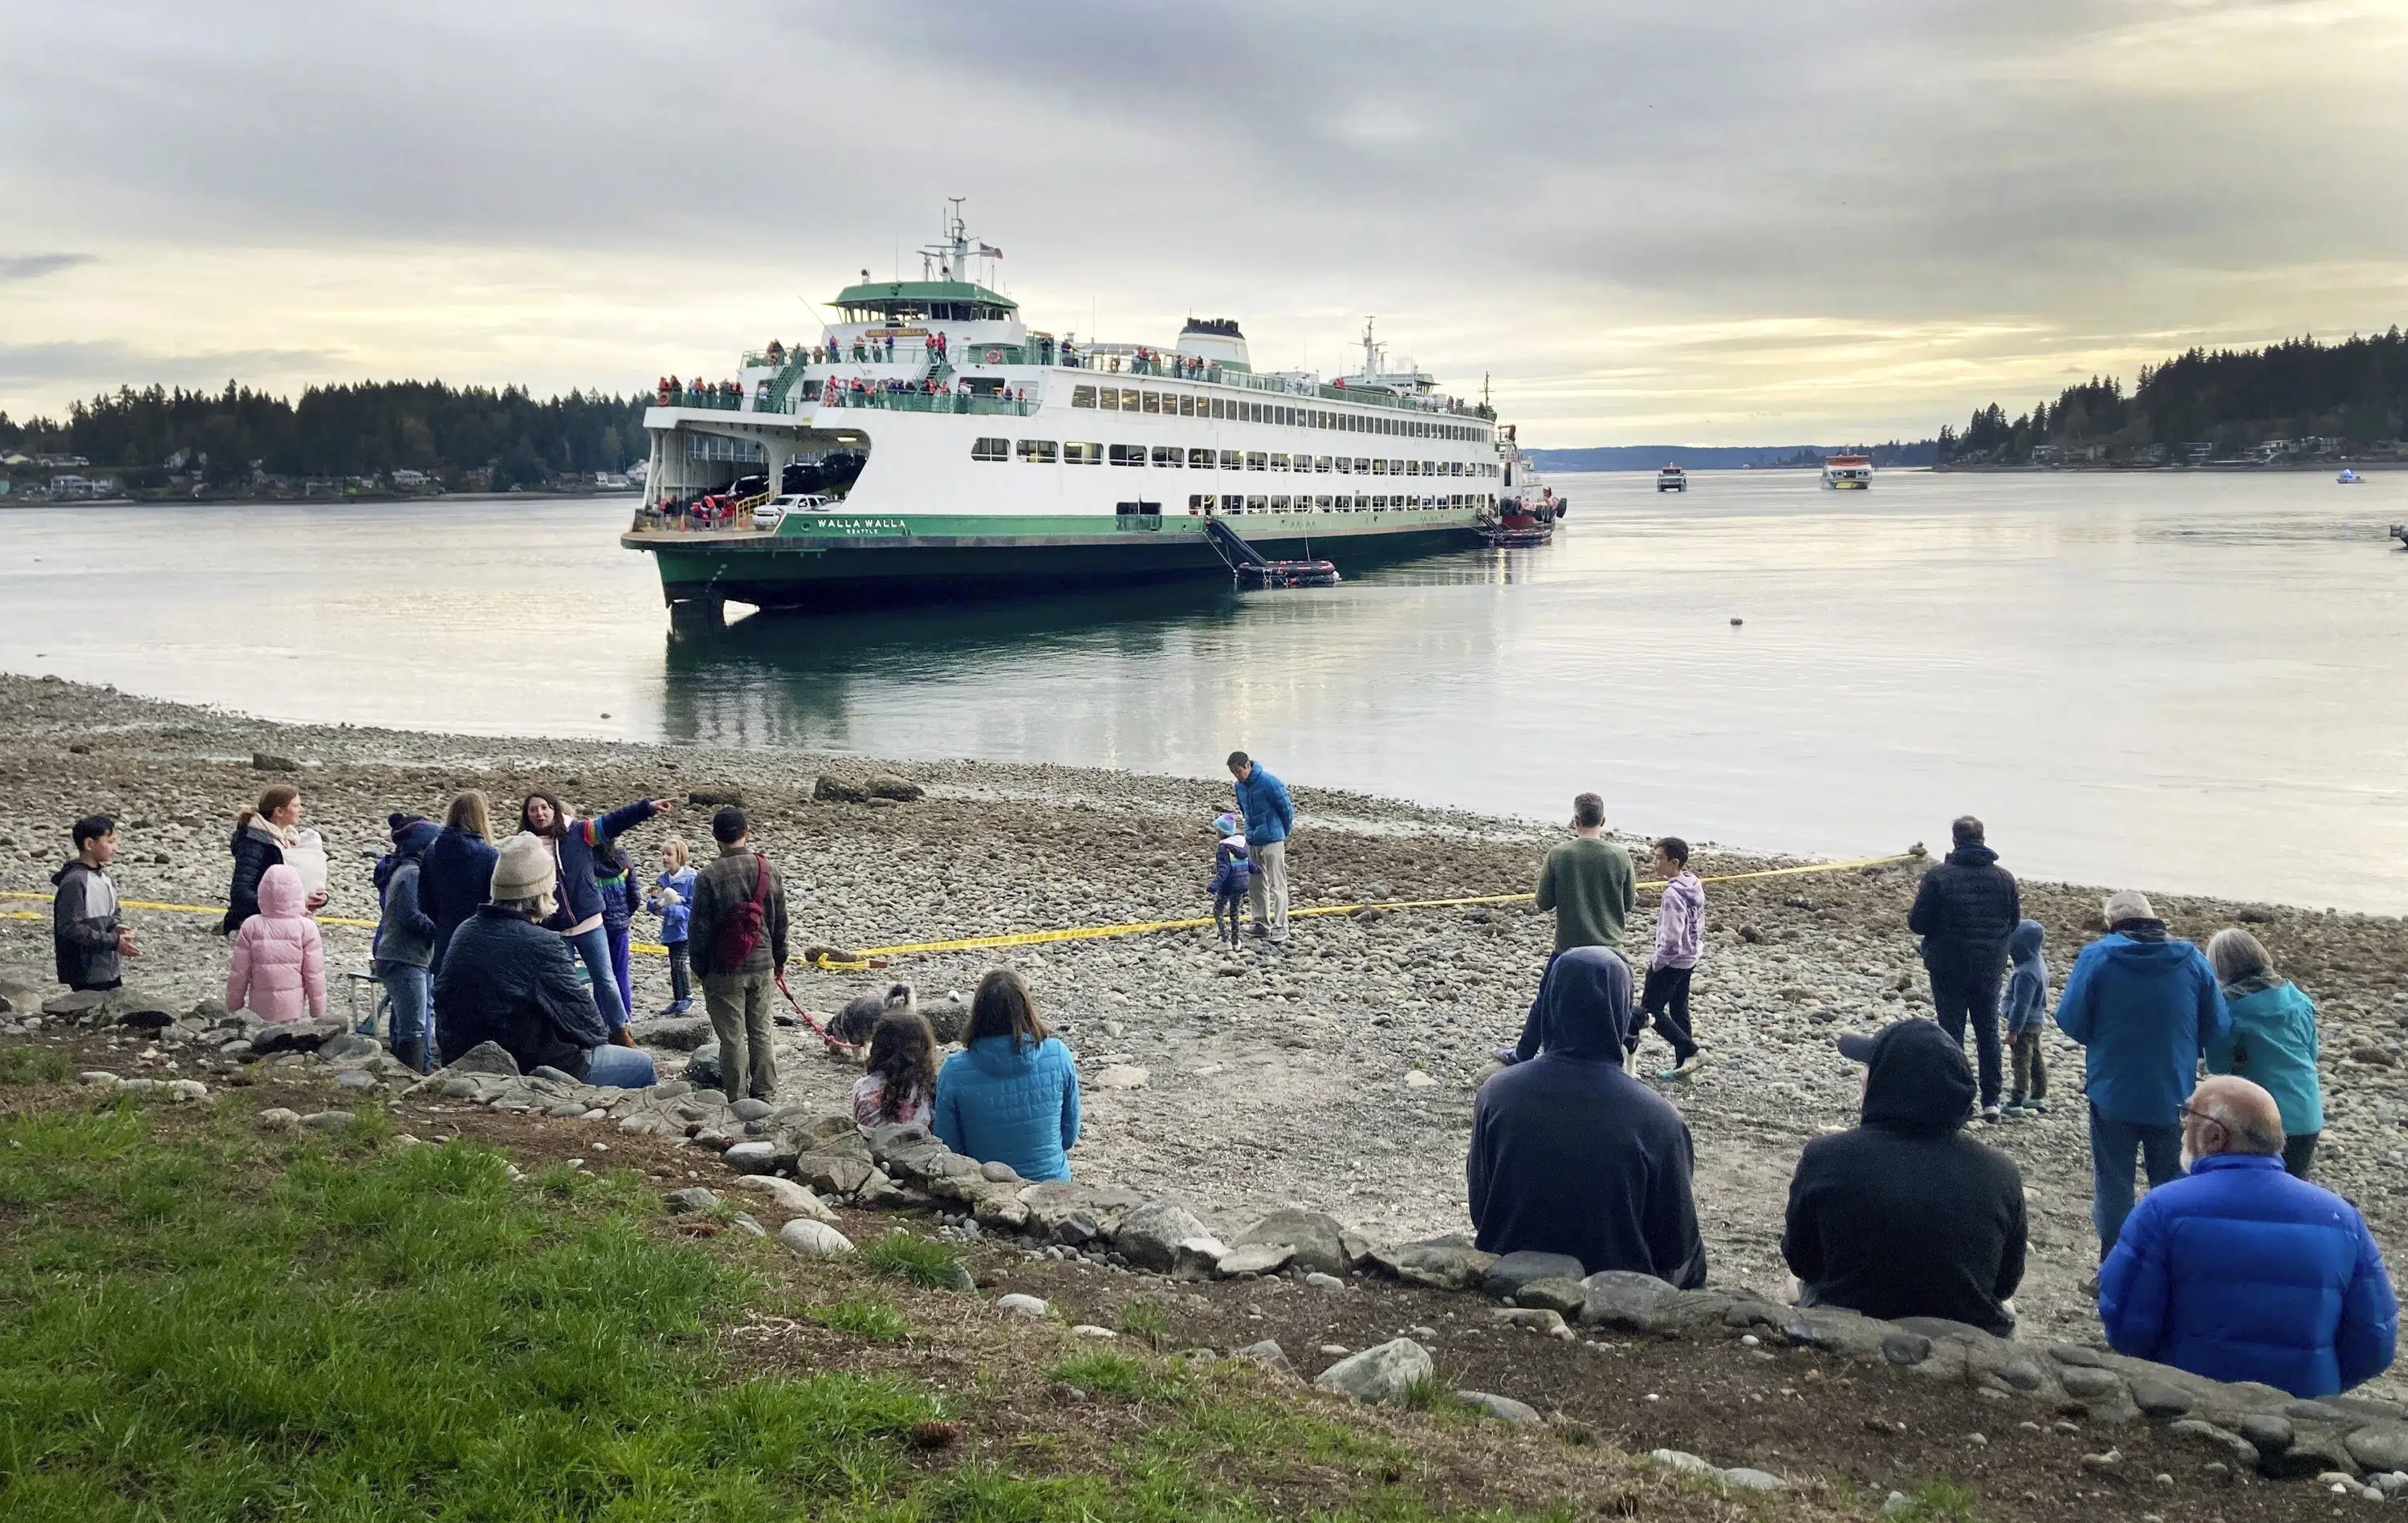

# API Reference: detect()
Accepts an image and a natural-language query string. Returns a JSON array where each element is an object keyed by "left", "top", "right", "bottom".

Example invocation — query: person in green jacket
[
  {"left": 2206, "top": 928, "right": 2324, "bottom": 1179},
  {"left": 1503, "top": 792, "right": 1636, "bottom": 1063}
]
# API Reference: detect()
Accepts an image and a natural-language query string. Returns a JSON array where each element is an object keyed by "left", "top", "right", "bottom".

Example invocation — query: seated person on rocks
[
  {"left": 1783, "top": 1018, "right": 2027, "bottom": 1337},
  {"left": 855, "top": 1008, "right": 938, "bottom": 1129},
  {"left": 1466, "top": 946, "right": 1706, "bottom": 1287},
  {"left": 931, "top": 968, "right": 1080, "bottom": 1183},
  {"left": 2099, "top": 1075, "right": 2395, "bottom": 1399},
  {"left": 431, "top": 833, "right": 657, "bottom": 1089}
]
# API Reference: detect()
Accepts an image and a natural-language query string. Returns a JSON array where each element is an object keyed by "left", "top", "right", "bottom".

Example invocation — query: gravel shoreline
[{"left": 5, "top": 672, "right": 2404, "bottom": 1397}]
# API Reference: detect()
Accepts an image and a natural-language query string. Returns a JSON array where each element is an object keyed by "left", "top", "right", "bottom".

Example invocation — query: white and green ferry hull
[{"left": 626, "top": 507, "right": 1483, "bottom": 617}]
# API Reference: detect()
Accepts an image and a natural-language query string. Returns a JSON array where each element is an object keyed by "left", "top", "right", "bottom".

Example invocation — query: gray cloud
[
  {"left": 0, "top": 252, "right": 97, "bottom": 283},
  {"left": 4, "top": 1, "right": 2405, "bottom": 441},
  {"left": 0, "top": 340, "right": 344, "bottom": 393}
]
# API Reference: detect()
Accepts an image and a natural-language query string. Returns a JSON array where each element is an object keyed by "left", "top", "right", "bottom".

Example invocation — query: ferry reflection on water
[{"left": 653, "top": 544, "right": 1550, "bottom": 755}]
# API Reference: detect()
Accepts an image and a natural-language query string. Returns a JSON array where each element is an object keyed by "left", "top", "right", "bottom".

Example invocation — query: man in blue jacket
[
  {"left": 1227, "top": 751, "right": 1294, "bottom": 944},
  {"left": 2053, "top": 889, "right": 2230, "bottom": 1263},
  {"left": 2101, "top": 1076, "right": 2394, "bottom": 1399}
]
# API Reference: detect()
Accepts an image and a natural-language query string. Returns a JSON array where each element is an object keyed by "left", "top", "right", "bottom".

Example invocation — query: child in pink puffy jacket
[{"left": 226, "top": 863, "right": 327, "bottom": 1024}]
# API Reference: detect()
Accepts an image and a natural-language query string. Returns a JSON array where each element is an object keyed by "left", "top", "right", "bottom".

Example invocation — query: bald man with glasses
[{"left": 2099, "top": 1075, "right": 2396, "bottom": 1399}]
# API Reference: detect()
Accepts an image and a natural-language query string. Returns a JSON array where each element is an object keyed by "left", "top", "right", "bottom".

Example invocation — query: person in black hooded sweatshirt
[
  {"left": 1468, "top": 947, "right": 1707, "bottom": 1287},
  {"left": 1783, "top": 1017, "right": 2028, "bottom": 1336}
]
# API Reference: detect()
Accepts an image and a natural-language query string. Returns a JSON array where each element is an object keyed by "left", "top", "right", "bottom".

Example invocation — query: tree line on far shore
[
  {"left": 0, "top": 381, "right": 648, "bottom": 491},
  {"left": 1940, "top": 328, "right": 2408, "bottom": 466}
]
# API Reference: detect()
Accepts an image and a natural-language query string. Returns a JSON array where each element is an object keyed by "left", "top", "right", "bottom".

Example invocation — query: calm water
[{"left": 4, "top": 470, "right": 2405, "bottom": 910}]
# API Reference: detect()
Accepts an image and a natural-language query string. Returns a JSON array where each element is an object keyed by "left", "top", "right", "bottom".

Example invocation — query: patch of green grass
[
  {"left": 1394, "top": 1374, "right": 1478, "bottom": 1423},
  {"left": 1881, "top": 1479, "right": 1983, "bottom": 1522},
  {"left": 813, "top": 1296, "right": 911, "bottom": 1342},
  {"left": 1117, "top": 1299, "right": 1173, "bottom": 1349},
  {"left": 0, "top": 1094, "right": 1662, "bottom": 1523},
  {"left": 857, "top": 1227, "right": 968, "bottom": 1289},
  {"left": 0, "top": 1107, "right": 938, "bottom": 1522},
  {"left": 1049, "top": 1349, "right": 1182, "bottom": 1401},
  {"left": 0, "top": 1044, "right": 73, "bottom": 1085}
]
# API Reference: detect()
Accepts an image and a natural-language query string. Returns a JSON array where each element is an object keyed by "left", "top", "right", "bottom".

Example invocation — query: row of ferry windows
[
  {"left": 971, "top": 438, "right": 1497, "bottom": 475},
  {"left": 1068, "top": 384, "right": 1483, "bottom": 441},
  {"left": 1189, "top": 493, "right": 1491, "bottom": 514}
]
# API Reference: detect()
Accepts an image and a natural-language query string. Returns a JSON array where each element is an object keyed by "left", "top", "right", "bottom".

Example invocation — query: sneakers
[
  {"left": 1658, "top": 1052, "right": 1705, "bottom": 1082},
  {"left": 657, "top": 999, "right": 692, "bottom": 1017},
  {"left": 1980, "top": 1103, "right": 2003, "bottom": 1123},
  {"left": 2025, "top": 1098, "right": 2050, "bottom": 1115},
  {"left": 2078, "top": 1272, "right": 2101, "bottom": 1300}
]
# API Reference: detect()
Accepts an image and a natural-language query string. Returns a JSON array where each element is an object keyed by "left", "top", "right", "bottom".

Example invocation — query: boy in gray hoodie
[
  {"left": 2002, "top": 918, "right": 2050, "bottom": 1114},
  {"left": 1640, "top": 837, "right": 1706, "bottom": 1080}
]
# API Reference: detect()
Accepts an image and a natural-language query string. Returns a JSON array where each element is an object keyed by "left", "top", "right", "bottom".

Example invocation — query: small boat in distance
[
  {"left": 1657, "top": 463, "right": 1687, "bottom": 492},
  {"left": 2338, "top": 468, "right": 2365, "bottom": 484},
  {"left": 1821, "top": 454, "right": 1873, "bottom": 490}
]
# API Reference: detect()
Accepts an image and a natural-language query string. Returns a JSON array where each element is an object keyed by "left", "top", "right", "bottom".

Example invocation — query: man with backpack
[{"left": 688, "top": 806, "right": 789, "bottom": 1103}]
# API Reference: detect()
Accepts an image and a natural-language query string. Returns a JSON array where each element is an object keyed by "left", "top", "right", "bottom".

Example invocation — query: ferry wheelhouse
[
  {"left": 1821, "top": 455, "right": 1873, "bottom": 490},
  {"left": 624, "top": 208, "right": 1507, "bottom": 623}
]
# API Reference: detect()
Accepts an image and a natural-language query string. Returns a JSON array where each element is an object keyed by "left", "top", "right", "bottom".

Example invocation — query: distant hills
[{"left": 1527, "top": 441, "right": 1937, "bottom": 472}]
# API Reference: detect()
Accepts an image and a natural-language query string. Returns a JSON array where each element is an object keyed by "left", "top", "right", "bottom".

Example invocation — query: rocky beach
[{"left": 5, "top": 671, "right": 2406, "bottom": 1402}]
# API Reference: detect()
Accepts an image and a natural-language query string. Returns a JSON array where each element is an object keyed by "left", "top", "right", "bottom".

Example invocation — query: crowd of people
[
  {"left": 41, "top": 766, "right": 2398, "bottom": 1402},
  {"left": 1470, "top": 804, "right": 2393, "bottom": 1400}
]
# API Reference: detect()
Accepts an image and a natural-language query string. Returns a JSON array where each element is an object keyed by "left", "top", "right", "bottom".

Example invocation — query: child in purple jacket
[
  {"left": 1640, "top": 837, "right": 1706, "bottom": 1080},
  {"left": 1209, "top": 813, "right": 1254, "bottom": 951}
]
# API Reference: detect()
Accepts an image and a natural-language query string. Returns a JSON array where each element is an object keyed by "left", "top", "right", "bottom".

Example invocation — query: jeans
[
  {"left": 581, "top": 1043, "right": 657, "bottom": 1089},
  {"left": 1213, "top": 890, "right": 1246, "bottom": 946},
  {"left": 1640, "top": 964, "right": 1698, "bottom": 1061},
  {"left": 376, "top": 960, "right": 433, "bottom": 1073},
  {"left": 1247, "top": 839, "right": 1289, "bottom": 939},
  {"left": 2088, "top": 1102, "right": 2184, "bottom": 1259},
  {"left": 703, "top": 969, "right": 779, "bottom": 1102},
  {"left": 606, "top": 925, "right": 634, "bottom": 1019},
  {"left": 666, "top": 940, "right": 692, "bottom": 1005},
  {"left": 564, "top": 924, "right": 629, "bottom": 1032},
  {"left": 1928, "top": 963, "right": 2005, "bottom": 1109}
]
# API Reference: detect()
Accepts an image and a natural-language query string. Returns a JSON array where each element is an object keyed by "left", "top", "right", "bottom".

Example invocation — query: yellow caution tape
[{"left": 4, "top": 853, "right": 1910, "bottom": 968}]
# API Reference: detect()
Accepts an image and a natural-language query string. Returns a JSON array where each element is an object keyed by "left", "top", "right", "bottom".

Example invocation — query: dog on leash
[{"left": 830, "top": 982, "right": 915, "bottom": 1048}]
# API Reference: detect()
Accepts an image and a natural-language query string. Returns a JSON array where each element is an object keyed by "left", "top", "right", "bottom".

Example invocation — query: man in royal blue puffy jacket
[{"left": 2101, "top": 1076, "right": 2395, "bottom": 1399}]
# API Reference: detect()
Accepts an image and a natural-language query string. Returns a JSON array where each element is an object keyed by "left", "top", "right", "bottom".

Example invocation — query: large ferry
[{"left": 624, "top": 208, "right": 1507, "bottom": 624}]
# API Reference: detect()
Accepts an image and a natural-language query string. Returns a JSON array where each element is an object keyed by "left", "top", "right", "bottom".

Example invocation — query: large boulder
[
  {"left": 1314, "top": 1339, "right": 1432, "bottom": 1404},
  {"left": 793, "top": 1153, "right": 879, "bottom": 1197},
  {"left": 630, "top": 1016, "right": 713, "bottom": 1052},
  {"left": 1114, "top": 1199, "right": 1213, "bottom": 1273},
  {"left": 1230, "top": 1209, "right": 1356, "bottom": 1276},
  {"left": 728, "top": 1175, "right": 837, "bottom": 1222},
  {"left": 250, "top": 1016, "right": 350, "bottom": 1057},
  {"left": 1483, "top": 1250, "right": 1586, "bottom": 1300},
  {"left": 1369, "top": 1236, "right": 1497, "bottom": 1292},
  {"left": 778, "top": 1219, "right": 854, "bottom": 1256},
  {"left": 1577, "top": 1270, "right": 1681, "bottom": 1331}
]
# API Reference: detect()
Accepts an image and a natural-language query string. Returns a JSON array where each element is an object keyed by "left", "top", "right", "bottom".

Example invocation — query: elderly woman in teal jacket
[
  {"left": 2206, "top": 928, "right": 2325, "bottom": 1179},
  {"left": 932, "top": 967, "right": 1081, "bottom": 1182}
]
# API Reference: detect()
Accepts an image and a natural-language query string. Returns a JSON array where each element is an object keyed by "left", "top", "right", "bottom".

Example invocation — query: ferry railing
[
  {"left": 818, "top": 390, "right": 1037, "bottom": 417},
  {"left": 1050, "top": 355, "right": 1491, "bottom": 421}
]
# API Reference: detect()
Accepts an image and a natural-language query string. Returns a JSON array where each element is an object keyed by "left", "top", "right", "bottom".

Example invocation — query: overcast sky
[{"left": 4, "top": 1, "right": 2403, "bottom": 446}]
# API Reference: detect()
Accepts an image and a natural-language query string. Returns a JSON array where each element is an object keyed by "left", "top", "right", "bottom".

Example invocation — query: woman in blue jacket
[
  {"left": 419, "top": 791, "right": 500, "bottom": 980},
  {"left": 932, "top": 968, "right": 1081, "bottom": 1182},
  {"left": 2206, "top": 928, "right": 2324, "bottom": 1179},
  {"left": 519, "top": 790, "right": 673, "bottom": 1036}
]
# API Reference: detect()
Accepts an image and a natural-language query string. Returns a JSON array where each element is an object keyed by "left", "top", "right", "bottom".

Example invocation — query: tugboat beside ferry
[{"left": 623, "top": 207, "right": 1515, "bottom": 626}]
